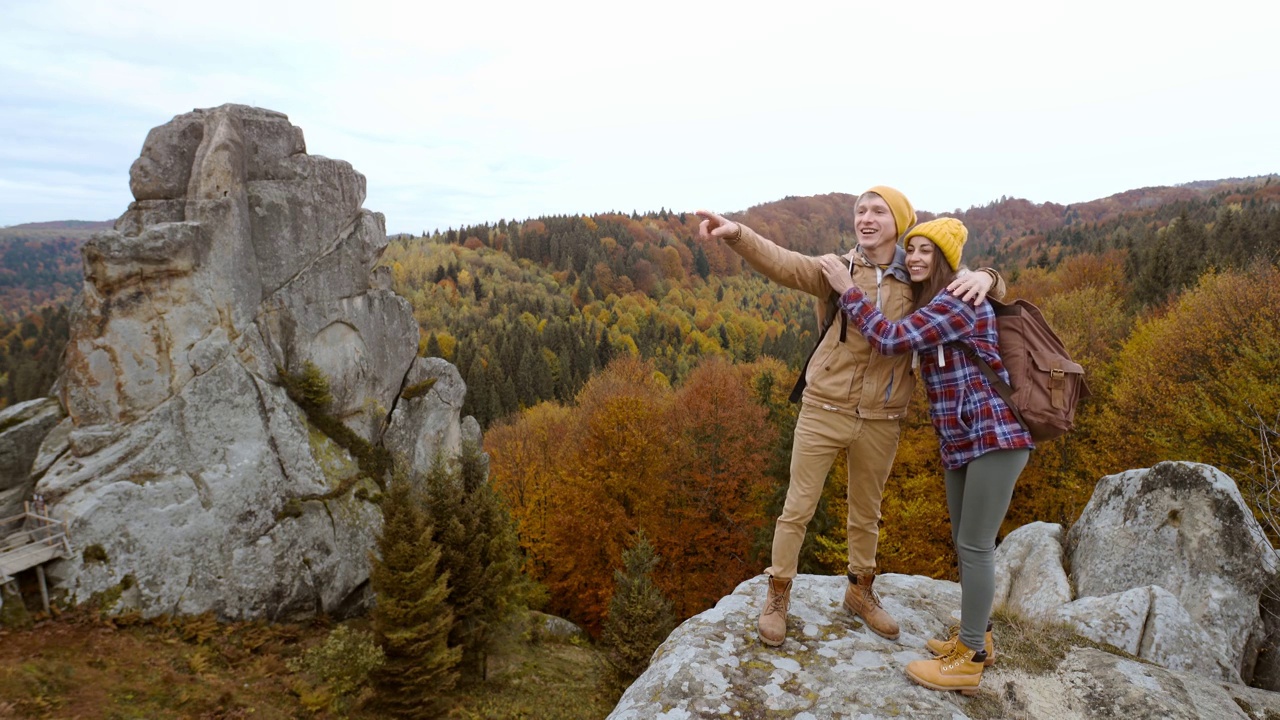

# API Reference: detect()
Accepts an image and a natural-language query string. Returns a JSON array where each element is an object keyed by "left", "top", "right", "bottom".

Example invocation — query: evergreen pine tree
[
  {"left": 694, "top": 245, "right": 711, "bottom": 280},
  {"left": 596, "top": 332, "right": 614, "bottom": 369},
  {"left": 421, "top": 442, "right": 526, "bottom": 681},
  {"left": 600, "top": 530, "right": 677, "bottom": 691},
  {"left": 370, "top": 476, "right": 460, "bottom": 718}
]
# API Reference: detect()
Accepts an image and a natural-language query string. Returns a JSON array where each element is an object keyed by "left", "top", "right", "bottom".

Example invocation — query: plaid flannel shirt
[{"left": 838, "top": 286, "right": 1035, "bottom": 469}]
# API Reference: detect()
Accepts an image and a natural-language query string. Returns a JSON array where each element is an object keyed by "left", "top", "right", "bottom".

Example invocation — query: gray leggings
[{"left": 944, "top": 449, "right": 1031, "bottom": 652}]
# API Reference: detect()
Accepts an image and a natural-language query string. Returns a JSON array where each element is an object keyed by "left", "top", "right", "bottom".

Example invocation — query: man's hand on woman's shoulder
[{"left": 947, "top": 269, "right": 995, "bottom": 305}]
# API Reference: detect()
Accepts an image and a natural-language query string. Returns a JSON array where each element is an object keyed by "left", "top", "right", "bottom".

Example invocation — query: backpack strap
[
  {"left": 789, "top": 296, "right": 839, "bottom": 403},
  {"left": 960, "top": 344, "right": 1030, "bottom": 433}
]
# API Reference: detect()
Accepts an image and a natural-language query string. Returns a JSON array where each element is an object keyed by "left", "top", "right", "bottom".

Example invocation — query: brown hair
[{"left": 909, "top": 240, "right": 958, "bottom": 311}]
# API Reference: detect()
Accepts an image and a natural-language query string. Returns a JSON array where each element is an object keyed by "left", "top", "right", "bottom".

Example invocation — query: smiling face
[
  {"left": 854, "top": 193, "right": 899, "bottom": 258},
  {"left": 905, "top": 236, "right": 937, "bottom": 282}
]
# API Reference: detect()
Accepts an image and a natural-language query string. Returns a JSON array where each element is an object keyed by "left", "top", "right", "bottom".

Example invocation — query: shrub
[{"left": 286, "top": 624, "right": 384, "bottom": 698}]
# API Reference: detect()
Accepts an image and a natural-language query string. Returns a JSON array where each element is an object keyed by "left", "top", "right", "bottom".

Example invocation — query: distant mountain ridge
[
  {"left": 720, "top": 174, "right": 1278, "bottom": 267},
  {"left": 5, "top": 175, "right": 1276, "bottom": 323},
  {"left": 0, "top": 220, "right": 112, "bottom": 232}
]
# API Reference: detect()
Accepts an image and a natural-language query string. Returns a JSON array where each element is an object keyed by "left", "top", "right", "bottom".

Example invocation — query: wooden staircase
[{"left": 0, "top": 498, "right": 72, "bottom": 613}]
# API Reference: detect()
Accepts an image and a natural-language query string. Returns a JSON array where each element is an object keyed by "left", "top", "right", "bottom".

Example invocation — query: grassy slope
[{"left": 0, "top": 609, "right": 615, "bottom": 720}]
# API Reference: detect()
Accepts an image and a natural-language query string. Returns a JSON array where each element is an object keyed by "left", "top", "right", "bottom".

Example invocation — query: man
[{"left": 696, "top": 187, "right": 1003, "bottom": 646}]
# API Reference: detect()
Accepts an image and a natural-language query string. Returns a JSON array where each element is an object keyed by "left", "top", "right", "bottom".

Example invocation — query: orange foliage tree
[
  {"left": 486, "top": 356, "right": 778, "bottom": 632},
  {"left": 545, "top": 358, "right": 672, "bottom": 632},
  {"left": 663, "top": 358, "right": 776, "bottom": 616}
]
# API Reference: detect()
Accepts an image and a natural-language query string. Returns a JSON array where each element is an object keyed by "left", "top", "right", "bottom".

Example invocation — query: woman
[{"left": 818, "top": 217, "right": 1034, "bottom": 696}]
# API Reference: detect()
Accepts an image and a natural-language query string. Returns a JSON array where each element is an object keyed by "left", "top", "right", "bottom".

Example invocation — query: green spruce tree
[
  {"left": 370, "top": 476, "right": 460, "bottom": 718},
  {"left": 600, "top": 530, "right": 677, "bottom": 692},
  {"left": 422, "top": 442, "right": 526, "bottom": 681}
]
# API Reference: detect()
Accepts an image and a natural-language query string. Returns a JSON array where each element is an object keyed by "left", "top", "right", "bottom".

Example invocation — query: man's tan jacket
[{"left": 726, "top": 224, "right": 1004, "bottom": 420}]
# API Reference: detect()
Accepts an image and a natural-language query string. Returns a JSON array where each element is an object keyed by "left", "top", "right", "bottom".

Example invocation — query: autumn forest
[{"left": 4, "top": 177, "right": 1279, "bottom": 636}]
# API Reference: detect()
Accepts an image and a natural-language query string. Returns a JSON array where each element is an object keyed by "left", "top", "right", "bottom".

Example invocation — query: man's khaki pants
[{"left": 764, "top": 403, "right": 901, "bottom": 580}]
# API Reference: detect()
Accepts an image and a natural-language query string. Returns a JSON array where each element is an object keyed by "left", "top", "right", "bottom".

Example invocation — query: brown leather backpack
[{"left": 965, "top": 298, "right": 1090, "bottom": 443}]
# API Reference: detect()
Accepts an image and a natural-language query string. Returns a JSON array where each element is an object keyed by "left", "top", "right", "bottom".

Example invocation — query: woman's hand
[
  {"left": 818, "top": 254, "right": 853, "bottom": 295},
  {"left": 695, "top": 210, "right": 741, "bottom": 241}
]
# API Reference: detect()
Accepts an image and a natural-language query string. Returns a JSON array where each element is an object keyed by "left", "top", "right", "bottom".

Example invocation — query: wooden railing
[{"left": 0, "top": 500, "right": 72, "bottom": 612}]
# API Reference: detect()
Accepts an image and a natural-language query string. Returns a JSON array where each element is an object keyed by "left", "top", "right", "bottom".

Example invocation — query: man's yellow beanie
[
  {"left": 861, "top": 186, "right": 916, "bottom": 241},
  {"left": 904, "top": 217, "right": 968, "bottom": 272}
]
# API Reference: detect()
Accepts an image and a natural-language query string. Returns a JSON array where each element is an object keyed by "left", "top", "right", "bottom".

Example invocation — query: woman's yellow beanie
[
  {"left": 861, "top": 186, "right": 916, "bottom": 241},
  {"left": 904, "top": 217, "right": 968, "bottom": 271}
]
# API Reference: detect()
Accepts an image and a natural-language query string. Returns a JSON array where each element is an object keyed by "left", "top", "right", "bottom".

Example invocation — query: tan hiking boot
[
  {"left": 843, "top": 573, "right": 900, "bottom": 640},
  {"left": 926, "top": 623, "right": 996, "bottom": 666},
  {"left": 905, "top": 638, "right": 986, "bottom": 696},
  {"left": 758, "top": 575, "right": 792, "bottom": 647}
]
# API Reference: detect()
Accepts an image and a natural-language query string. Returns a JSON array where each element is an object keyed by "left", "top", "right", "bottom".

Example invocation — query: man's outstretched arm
[{"left": 696, "top": 210, "right": 830, "bottom": 297}]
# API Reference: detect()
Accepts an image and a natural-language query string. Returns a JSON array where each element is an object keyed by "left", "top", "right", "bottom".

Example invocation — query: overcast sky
[{"left": 2, "top": 0, "right": 1277, "bottom": 234}]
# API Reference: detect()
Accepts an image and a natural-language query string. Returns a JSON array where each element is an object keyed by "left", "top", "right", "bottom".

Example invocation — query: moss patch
[
  {"left": 82, "top": 544, "right": 109, "bottom": 564},
  {"left": 307, "top": 424, "right": 360, "bottom": 488},
  {"left": 401, "top": 377, "right": 437, "bottom": 401},
  {"left": 1, "top": 587, "right": 34, "bottom": 628},
  {"left": 88, "top": 580, "right": 126, "bottom": 612},
  {"left": 278, "top": 363, "right": 392, "bottom": 490},
  {"left": 276, "top": 498, "right": 305, "bottom": 522}
]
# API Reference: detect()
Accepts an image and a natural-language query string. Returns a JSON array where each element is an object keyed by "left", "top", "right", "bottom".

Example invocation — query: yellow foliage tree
[{"left": 1093, "top": 264, "right": 1280, "bottom": 477}]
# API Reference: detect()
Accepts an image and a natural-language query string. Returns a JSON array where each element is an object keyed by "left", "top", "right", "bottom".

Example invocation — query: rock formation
[
  {"left": 610, "top": 461, "right": 1280, "bottom": 717},
  {"left": 0, "top": 398, "right": 64, "bottom": 518},
  {"left": 18, "top": 104, "right": 473, "bottom": 620},
  {"left": 609, "top": 574, "right": 1280, "bottom": 720},
  {"left": 994, "top": 462, "right": 1277, "bottom": 685}
]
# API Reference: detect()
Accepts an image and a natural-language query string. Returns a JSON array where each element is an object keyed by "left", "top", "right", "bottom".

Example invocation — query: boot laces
[
  {"left": 941, "top": 640, "right": 976, "bottom": 670},
  {"left": 766, "top": 589, "right": 787, "bottom": 615},
  {"left": 941, "top": 644, "right": 968, "bottom": 670}
]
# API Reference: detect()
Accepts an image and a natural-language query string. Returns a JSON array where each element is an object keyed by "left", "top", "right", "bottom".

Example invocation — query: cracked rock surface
[{"left": 28, "top": 105, "right": 470, "bottom": 620}]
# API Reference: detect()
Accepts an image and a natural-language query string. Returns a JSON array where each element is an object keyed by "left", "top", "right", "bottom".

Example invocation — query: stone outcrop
[
  {"left": 614, "top": 462, "right": 1280, "bottom": 716},
  {"left": 0, "top": 398, "right": 64, "bottom": 518},
  {"left": 610, "top": 574, "right": 1280, "bottom": 719},
  {"left": 1068, "top": 461, "right": 1276, "bottom": 679},
  {"left": 21, "top": 104, "right": 474, "bottom": 620},
  {"left": 383, "top": 357, "right": 468, "bottom": 471},
  {"left": 993, "top": 462, "right": 1278, "bottom": 686}
]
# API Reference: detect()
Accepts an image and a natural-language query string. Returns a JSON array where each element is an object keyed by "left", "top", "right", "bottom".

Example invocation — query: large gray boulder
[
  {"left": 383, "top": 357, "right": 468, "bottom": 473},
  {"left": 1067, "top": 462, "right": 1277, "bottom": 680},
  {"left": 29, "top": 104, "right": 476, "bottom": 620},
  {"left": 1053, "top": 585, "right": 1236, "bottom": 680},
  {"left": 0, "top": 398, "right": 64, "bottom": 518},
  {"left": 991, "top": 463, "right": 1279, "bottom": 686},
  {"left": 610, "top": 574, "right": 1280, "bottom": 719},
  {"left": 993, "top": 521, "right": 1073, "bottom": 620},
  {"left": 993, "top": 461, "right": 1274, "bottom": 681}
]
